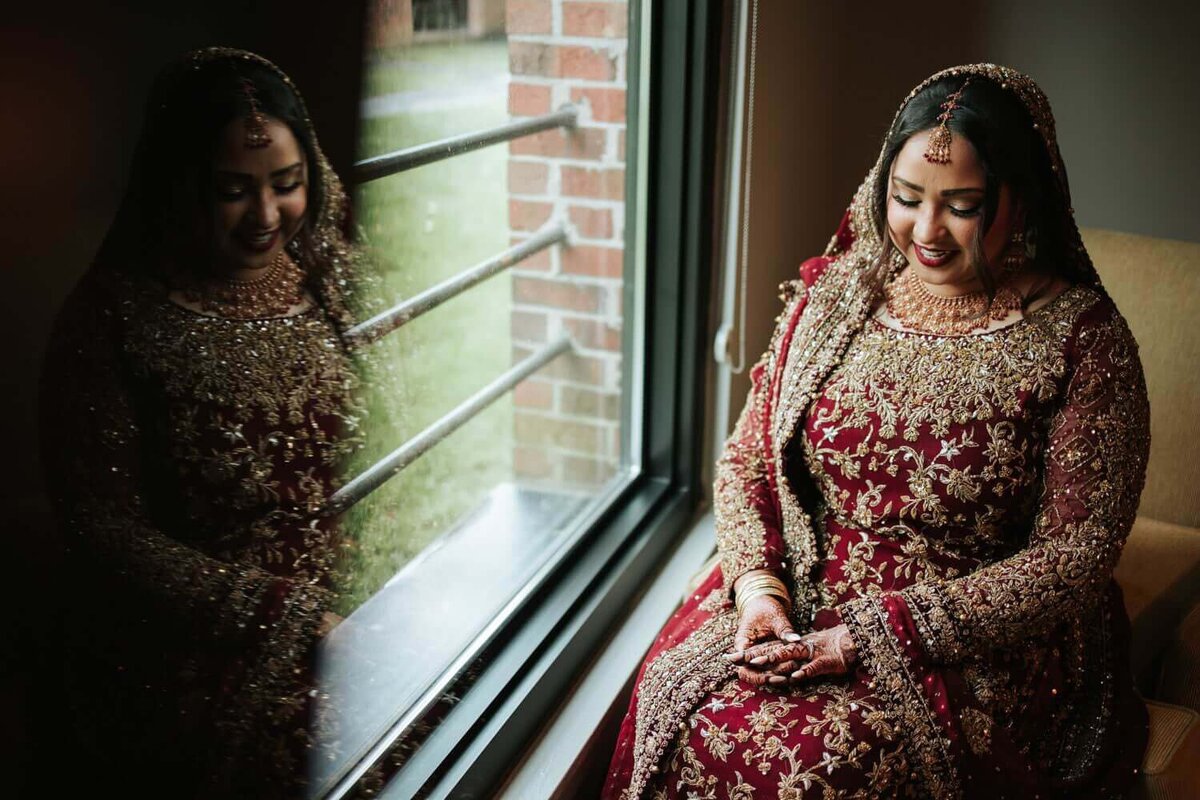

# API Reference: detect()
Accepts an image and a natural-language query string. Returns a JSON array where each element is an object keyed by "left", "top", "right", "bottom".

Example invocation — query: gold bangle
[
  {"left": 736, "top": 585, "right": 790, "bottom": 616},
  {"left": 734, "top": 573, "right": 790, "bottom": 616},
  {"left": 734, "top": 574, "right": 788, "bottom": 599}
]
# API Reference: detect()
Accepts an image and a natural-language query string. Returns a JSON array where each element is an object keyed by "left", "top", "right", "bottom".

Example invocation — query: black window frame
[{"left": 325, "top": 1, "right": 726, "bottom": 795}]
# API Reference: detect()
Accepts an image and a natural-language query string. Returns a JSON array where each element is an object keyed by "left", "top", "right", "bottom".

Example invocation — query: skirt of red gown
[{"left": 602, "top": 562, "right": 1146, "bottom": 800}]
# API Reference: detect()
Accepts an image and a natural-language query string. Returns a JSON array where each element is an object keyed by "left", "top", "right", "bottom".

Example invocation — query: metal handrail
[
  {"left": 354, "top": 105, "right": 579, "bottom": 182},
  {"left": 347, "top": 223, "right": 568, "bottom": 345},
  {"left": 322, "top": 335, "right": 574, "bottom": 516}
]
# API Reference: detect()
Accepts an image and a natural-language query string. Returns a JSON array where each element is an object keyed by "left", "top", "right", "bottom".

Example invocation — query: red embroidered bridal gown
[{"left": 604, "top": 256, "right": 1148, "bottom": 800}]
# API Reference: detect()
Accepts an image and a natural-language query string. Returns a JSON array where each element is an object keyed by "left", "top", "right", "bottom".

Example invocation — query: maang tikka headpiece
[
  {"left": 239, "top": 76, "right": 273, "bottom": 148},
  {"left": 923, "top": 78, "right": 971, "bottom": 164}
]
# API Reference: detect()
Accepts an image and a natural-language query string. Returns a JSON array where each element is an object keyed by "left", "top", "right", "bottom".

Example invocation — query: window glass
[{"left": 313, "top": 0, "right": 637, "bottom": 790}]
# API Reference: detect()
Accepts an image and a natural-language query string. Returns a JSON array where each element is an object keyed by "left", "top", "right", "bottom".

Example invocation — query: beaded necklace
[
  {"left": 180, "top": 251, "right": 307, "bottom": 319},
  {"left": 885, "top": 267, "right": 1023, "bottom": 336}
]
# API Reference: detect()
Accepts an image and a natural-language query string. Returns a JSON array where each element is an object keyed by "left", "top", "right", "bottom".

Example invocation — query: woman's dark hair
[
  {"left": 97, "top": 55, "right": 326, "bottom": 281},
  {"left": 868, "top": 75, "right": 1085, "bottom": 301}
]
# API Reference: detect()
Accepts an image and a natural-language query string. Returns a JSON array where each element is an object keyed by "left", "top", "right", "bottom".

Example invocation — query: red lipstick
[{"left": 913, "top": 243, "right": 956, "bottom": 267}]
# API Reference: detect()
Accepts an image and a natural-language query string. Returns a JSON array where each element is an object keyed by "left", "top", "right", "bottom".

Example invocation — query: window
[{"left": 311, "top": 2, "right": 723, "bottom": 796}]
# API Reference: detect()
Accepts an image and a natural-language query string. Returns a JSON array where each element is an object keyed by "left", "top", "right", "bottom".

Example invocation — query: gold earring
[{"left": 1003, "top": 230, "right": 1025, "bottom": 275}]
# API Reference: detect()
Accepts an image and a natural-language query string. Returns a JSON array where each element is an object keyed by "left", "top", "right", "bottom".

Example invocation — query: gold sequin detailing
[{"left": 621, "top": 612, "right": 738, "bottom": 800}]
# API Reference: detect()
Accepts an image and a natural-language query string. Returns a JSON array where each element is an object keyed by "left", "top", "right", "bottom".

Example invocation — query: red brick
[
  {"left": 513, "top": 344, "right": 606, "bottom": 385},
  {"left": 569, "top": 205, "right": 614, "bottom": 239},
  {"left": 514, "top": 379, "right": 553, "bottom": 409},
  {"left": 559, "top": 45, "right": 618, "bottom": 81},
  {"left": 563, "top": 454, "right": 617, "bottom": 486},
  {"left": 514, "top": 444, "right": 554, "bottom": 478},
  {"left": 562, "top": 245, "right": 623, "bottom": 278},
  {"left": 509, "top": 128, "right": 607, "bottom": 161},
  {"left": 571, "top": 87, "right": 626, "bottom": 123},
  {"left": 548, "top": 351, "right": 608, "bottom": 385},
  {"left": 507, "top": 0, "right": 552, "bottom": 34},
  {"left": 510, "top": 42, "right": 558, "bottom": 77},
  {"left": 508, "top": 161, "right": 549, "bottom": 195},
  {"left": 563, "top": 2, "right": 629, "bottom": 38},
  {"left": 511, "top": 310, "right": 549, "bottom": 342},
  {"left": 561, "top": 386, "right": 621, "bottom": 418},
  {"left": 514, "top": 414, "right": 606, "bottom": 454},
  {"left": 560, "top": 127, "right": 610, "bottom": 162},
  {"left": 510, "top": 43, "right": 617, "bottom": 82},
  {"left": 511, "top": 235, "right": 552, "bottom": 271},
  {"left": 509, "top": 199, "right": 553, "bottom": 232},
  {"left": 564, "top": 317, "right": 621, "bottom": 352},
  {"left": 508, "top": 82, "right": 552, "bottom": 117},
  {"left": 561, "top": 166, "right": 624, "bottom": 200},
  {"left": 513, "top": 276, "right": 603, "bottom": 312}
]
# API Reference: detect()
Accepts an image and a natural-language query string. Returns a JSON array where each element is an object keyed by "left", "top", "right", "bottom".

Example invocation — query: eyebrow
[
  {"left": 892, "top": 176, "right": 983, "bottom": 197},
  {"left": 215, "top": 162, "right": 304, "bottom": 180}
]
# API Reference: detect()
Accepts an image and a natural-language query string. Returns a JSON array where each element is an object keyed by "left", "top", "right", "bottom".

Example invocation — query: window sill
[
  {"left": 497, "top": 510, "right": 717, "bottom": 798},
  {"left": 313, "top": 476, "right": 631, "bottom": 796}
]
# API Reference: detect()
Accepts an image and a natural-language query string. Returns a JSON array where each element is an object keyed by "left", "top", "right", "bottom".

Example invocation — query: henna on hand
[
  {"left": 788, "top": 623, "right": 857, "bottom": 683},
  {"left": 727, "top": 593, "right": 801, "bottom": 658}
]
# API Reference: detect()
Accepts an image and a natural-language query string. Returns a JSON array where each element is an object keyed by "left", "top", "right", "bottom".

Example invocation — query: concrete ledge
[{"left": 498, "top": 511, "right": 717, "bottom": 799}]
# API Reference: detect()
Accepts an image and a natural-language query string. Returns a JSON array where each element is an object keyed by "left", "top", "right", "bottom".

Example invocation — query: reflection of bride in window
[
  {"left": 41, "top": 48, "right": 378, "bottom": 798},
  {"left": 604, "top": 65, "right": 1150, "bottom": 799}
]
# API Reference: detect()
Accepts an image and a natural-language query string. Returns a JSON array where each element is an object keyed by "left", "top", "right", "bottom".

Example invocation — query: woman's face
[
  {"left": 210, "top": 115, "right": 308, "bottom": 274},
  {"left": 886, "top": 128, "right": 1016, "bottom": 296}
]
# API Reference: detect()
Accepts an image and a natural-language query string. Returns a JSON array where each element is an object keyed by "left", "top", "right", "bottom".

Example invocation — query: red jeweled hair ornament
[
  {"left": 239, "top": 77, "right": 273, "bottom": 148},
  {"left": 923, "top": 78, "right": 971, "bottom": 164}
]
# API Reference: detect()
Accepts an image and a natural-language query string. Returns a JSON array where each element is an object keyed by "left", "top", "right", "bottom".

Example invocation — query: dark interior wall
[
  {"left": 1, "top": 2, "right": 366, "bottom": 788},
  {"left": 2, "top": 2, "right": 366, "bottom": 513}
]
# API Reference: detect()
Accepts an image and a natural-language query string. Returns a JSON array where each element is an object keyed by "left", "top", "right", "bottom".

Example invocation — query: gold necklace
[
  {"left": 885, "top": 268, "right": 1022, "bottom": 336},
  {"left": 182, "top": 251, "right": 307, "bottom": 319}
]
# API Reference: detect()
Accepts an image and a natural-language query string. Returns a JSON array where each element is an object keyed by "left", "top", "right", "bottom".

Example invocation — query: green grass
[{"left": 338, "top": 39, "right": 514, "bottom": 610}]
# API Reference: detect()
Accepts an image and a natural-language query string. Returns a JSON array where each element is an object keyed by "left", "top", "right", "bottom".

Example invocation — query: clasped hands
[{"left": 723, "top": 593, "right": 858, "bottom": 687}]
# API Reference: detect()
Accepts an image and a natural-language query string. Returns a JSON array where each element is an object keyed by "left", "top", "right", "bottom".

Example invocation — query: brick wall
[{"left": 506, "top": 0, "right": 628, "bottom": 490}]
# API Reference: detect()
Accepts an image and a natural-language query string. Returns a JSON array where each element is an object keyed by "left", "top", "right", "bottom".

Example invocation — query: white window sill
[{"left": 497, "top": 510, "right": 717, "bottom": 798}]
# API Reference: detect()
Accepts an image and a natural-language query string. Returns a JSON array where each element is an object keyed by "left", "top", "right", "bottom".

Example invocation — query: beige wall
[{"left": 725, "top": 1, "right": 986, "bottom": 429}]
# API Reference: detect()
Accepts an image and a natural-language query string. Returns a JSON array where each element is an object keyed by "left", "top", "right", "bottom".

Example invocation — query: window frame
[
  {"left": 325, "top": 0, "right": 726, "bottom": 795},
  {"left": 368, "top": 1, "right": 722, "bottom": 796}
]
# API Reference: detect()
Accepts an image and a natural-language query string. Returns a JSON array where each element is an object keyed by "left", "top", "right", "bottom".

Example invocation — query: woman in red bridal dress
[
  {"left": 604, "top": 64, "right": 1149, "bottom": 799},
  {"left": 41, "top": 48, "right": 382, "bottom": 798}
]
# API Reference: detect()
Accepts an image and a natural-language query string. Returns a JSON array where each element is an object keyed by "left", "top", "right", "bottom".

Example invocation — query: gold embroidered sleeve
[
  {"left": 41, "top": 276, "right": 331, "bottom": 646},
  {"left": 903, "top": 309, "right": 1147, "bottom": 663},
  {"left": 713, "top": 283, "right": 807, "bottom": 597}
]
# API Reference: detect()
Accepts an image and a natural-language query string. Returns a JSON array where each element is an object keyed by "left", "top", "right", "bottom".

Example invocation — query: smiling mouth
[
  {"left": 239, "top": 229, "right": 280, "bottom": 251},
  {"left": 914, "top": 243, "right": 957, "bottom": 266}
]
